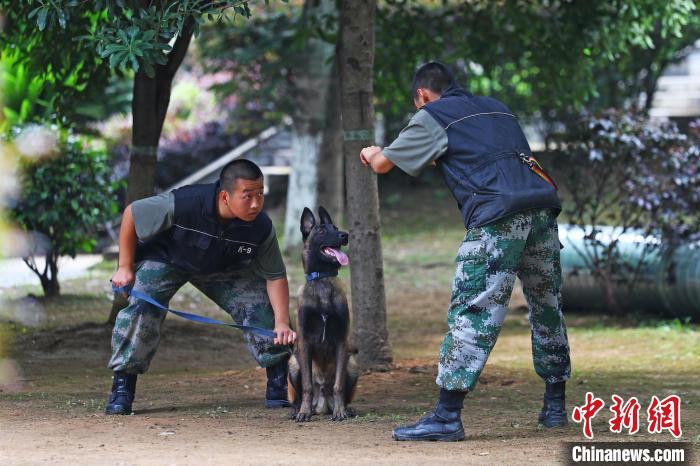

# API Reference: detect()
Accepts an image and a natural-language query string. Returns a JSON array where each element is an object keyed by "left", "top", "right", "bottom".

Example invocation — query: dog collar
[{"left": 306, "top": 271, "right": 338, "bottom": 282}]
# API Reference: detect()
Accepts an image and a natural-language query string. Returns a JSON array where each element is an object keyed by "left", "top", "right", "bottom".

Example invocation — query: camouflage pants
[
  {"left": 437, "top": 209, "right": 571, "bottom": 391},
  {"left": 108, "top": 260, "right": 290, "bottom": 374}
]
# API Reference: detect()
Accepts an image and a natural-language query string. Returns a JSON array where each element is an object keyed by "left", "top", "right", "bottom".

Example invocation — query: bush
[
  {"left": 552, "top": 111, "right": 700, "bottom": 311},
  {"left": 10, "top": 130, "right": 119, "bottom": 297}
]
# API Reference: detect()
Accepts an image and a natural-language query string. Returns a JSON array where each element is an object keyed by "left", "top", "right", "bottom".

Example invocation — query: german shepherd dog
[{"left": 288, "top": 206, "right": 358, "bottom": 422}]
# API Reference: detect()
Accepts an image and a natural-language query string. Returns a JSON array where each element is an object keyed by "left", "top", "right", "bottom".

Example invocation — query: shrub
[
  {"left": 10, "top": 129, "right": 119, "bottom": 297},
  {"left": 552, "top": 111, "right": 700, "bottom": 311}
]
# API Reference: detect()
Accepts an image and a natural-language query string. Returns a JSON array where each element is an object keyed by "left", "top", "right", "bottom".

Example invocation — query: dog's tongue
[{"left": 323, "top": 247, "right": 349, "bottom": 266}]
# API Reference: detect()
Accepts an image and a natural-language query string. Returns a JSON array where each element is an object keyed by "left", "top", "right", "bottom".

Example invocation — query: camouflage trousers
[
  {"left": 437, "top": 209, "right": 571, "bottom": 391},
  {"left": 108, "top": 260, "right": 290, "bottom": 374}
]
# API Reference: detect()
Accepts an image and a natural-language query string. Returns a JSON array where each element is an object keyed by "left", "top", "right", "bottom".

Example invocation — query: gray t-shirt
[
  {"left": 132, "top": 192, "right": 174, "bottom": 241},
  {"left": 131, "top": 193, "right": 286, "bottom": 280},
  {"left": 383, "top": 109, "right": 448, "bottom": 177}
]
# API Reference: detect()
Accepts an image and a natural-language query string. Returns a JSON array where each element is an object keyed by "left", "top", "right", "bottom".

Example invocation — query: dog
[{"left": 288, "top": 206, "right": 358, "bottom": 422}]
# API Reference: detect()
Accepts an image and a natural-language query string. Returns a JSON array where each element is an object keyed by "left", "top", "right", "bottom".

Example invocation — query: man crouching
[{"left": 106, "top": 159, "right": 296, "bottom": 415}]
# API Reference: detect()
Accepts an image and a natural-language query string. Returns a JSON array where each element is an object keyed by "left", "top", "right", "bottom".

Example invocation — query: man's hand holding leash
[
  {"left": 111, "top": 266, "right": 134, "bottom": 298},
  {"left": 266, "top": 276, "right": 297, "bottom": 346},
  {"left": 273, "top": 323, "right": 296, "bottom": 346}
]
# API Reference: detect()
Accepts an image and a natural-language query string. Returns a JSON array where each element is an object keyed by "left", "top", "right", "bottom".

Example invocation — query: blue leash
[{"left": 111, "top": 283, "right": 276, "bottom": 339}]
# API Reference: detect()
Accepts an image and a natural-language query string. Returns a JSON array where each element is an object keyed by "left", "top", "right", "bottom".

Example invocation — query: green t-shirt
[{"left": 131, "top": 192, "right": 286, "bottom": 280}]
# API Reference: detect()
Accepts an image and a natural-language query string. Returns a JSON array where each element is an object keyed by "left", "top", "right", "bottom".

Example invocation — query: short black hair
[
  {"left": 411, "top": 62, "right": 455, "bottom": 98},
  {"left": 219, "top": 159, "right": 263, "bottom": 192}
]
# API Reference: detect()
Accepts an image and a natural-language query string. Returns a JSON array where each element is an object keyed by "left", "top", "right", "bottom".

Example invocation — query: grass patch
[
  {"left": 3, "top": 183, "right": 698, "bottom": 444},
  {"left": 88, "top": 258, "right": 117, "bottom": 272}
]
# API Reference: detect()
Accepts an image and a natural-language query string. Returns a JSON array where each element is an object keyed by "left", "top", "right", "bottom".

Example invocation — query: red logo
[
  {"left": 573, "top": 392, "right": 683, "bottom": 439},
  {"left": 647, "top": 395, "right": 682, "bottom": 438},
  {"left": 572, "top": 391, "right": 605, "bottom": 439},
  {"left": 609, "top": 395, "right": 641, "bottom": 434}
]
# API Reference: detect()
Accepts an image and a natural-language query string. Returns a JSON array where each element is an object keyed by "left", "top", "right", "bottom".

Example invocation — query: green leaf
[
  {"left": 117, "top": 29, "right": 129, "bottom": 44},
  {"left": 109, "top": 51, "right": 122, "bottom": 68},
  {"left": 37, "top": 7, "right": 49, "bottom": 31},
  {"left": 3, "top": 107, "right": 19, "bottom": 121},
  {"left": 126, "top": 25, "right": 139, "bottom": 38},
  {"left": 104, "top": 44, "right": 127, "bottom": 54},
  {"left": 28, "top": 6, "right": 41, "bottom": 19},
  {"left": 57, "top": 9, "right": 67, "bottom": 29}
]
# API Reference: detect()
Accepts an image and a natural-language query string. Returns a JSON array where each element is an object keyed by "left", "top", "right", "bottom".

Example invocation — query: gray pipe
[{"left": 559, "top": 225, "right": 700, "bottom": 318}]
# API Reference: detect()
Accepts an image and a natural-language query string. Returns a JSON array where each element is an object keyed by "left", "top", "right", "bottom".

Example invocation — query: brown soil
[{"left": 2, "top": 284, "right": 697, "bottom": 465}]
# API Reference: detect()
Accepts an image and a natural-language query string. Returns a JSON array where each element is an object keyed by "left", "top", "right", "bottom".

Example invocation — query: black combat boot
[
  {"left": 539, "top": 381, "right": 567, "bottom": 427},
  {"left": 265, "top": 359, "right": 291, "bottom": 408},
  {"left": 392, "top": 389, "right": 466, "bottom": 441},
  {"left": 105, "top": 372, "right": 137, "bottom": 415}
]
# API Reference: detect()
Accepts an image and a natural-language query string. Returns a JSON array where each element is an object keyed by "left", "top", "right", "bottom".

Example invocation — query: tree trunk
[
  {"left": 42, "top": 276, "right": 60, "bottom": 299},
  {"left": 642, "top": 59, "right": 668, "bottom": 112},
  {"left": 24, "top": 251, "right": 60, "bottom": 298},
  {"left": 338, "top": 0, "right": 392, "bottom": 370},
  {"left": 283, "top": 0, "right": 337, "bottom": 252},
  {"left": 108, "top": 18, "right": 195, "bottom": 325},
  {"left": 317, "top": 56, "right": 345, "bottom": 222},
  {"left": 126, "top": 18, "right": 194, "bottom": 204},
  {"left": 40, "top": 252, "right": 60, "bottom": 298},
  {"left": 125, "top": 69, "right": 162, "bottom": 204},
  {"left": 284, "top": 132, "right": 321, "bottom": 251}
]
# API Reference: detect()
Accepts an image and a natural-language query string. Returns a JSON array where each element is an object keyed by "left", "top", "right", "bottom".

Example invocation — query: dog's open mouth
[{"left": 322, "top": 247, "right": 349, "bottom": 266}]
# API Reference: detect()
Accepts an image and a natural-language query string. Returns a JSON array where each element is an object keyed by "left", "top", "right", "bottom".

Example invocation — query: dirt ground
[
  {"left": 1, "top": 280, "right": 698, "bottom": 465},
  {"left": 1, "top": 192, "right": 698, "bottom": 465}
]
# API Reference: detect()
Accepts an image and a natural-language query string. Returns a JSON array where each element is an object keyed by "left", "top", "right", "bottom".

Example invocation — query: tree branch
[
  {"left": 23, "top": 256, "right": 39, "bottom": 275},
  {"left": 163, "top": 15, "right": 195, "bottom": 77},
  {"left": 42, "top": 252, "right": 50, "bottom": 277}
]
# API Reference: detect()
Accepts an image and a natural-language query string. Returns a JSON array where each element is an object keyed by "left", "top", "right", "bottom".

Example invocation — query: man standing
[
  {"left": 360, "top": 62, "right": 571, "bottom": 441},
  {"left": 106, "top": 159, "right": 296, "bottom": 415}
]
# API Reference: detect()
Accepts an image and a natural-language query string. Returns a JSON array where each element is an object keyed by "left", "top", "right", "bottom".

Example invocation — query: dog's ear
[
  {"left": 318, "top": 205, "right": 333, "bottom": 225},
  {"left": 300, "top": 207, "right": 316, "bottom": 239}
]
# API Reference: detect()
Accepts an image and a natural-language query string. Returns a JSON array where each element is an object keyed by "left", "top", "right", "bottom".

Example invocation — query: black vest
[
  {"left": 136, "top": 182, "right": 272, "bottom": 274},
  {"left": 423, "top": 85, "right": 561, "bottom": 229}
]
